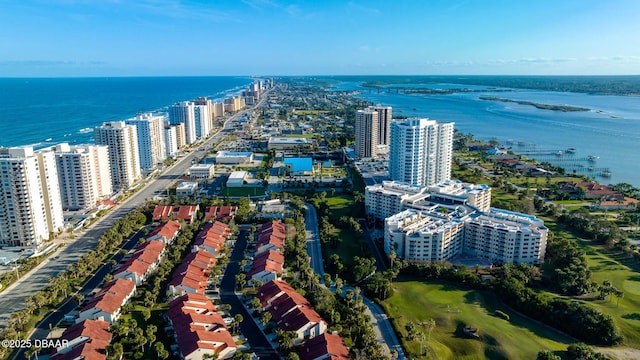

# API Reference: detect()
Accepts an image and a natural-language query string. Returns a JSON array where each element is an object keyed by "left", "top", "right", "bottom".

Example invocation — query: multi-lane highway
[{"left": 0, "top": 91, "right": 269, "bottom": 328}]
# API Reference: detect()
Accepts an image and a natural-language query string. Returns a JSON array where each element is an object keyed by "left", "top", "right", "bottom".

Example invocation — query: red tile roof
[
  {"left": 279, "top": 305, "right": 325, "bottom": 332},
  {"left": 51, "top": 319, "right": 112, "bottom": 360},
  {"left": 269, "top": 294, "right": 310, "bottom": 322},
  {"left": 168, "top": 307, "right": 227, "bottom": 334},
  {"left": 176, "top": 329, "right": 236, "bottom": 359},
  {"left": 80, "top": 279, "right": 136, "bottom": 315},
  {"left": 113, "top": 240, "right": 164, "bottom": 277},
  {"left": 147, "top": 220, "right": 181, "bottom": 241},
  {"left": 256, "top": 280, "right": 299, "bottom": 307},
  {"left": 248, "top": 249, "right": 285, "bottom": 280},
  {"left": 169, "top": 293, "right": 217, "bottom": 313},
  {"left": 153, "top": 205, "right": 199, "bottom": 223},
  {"left": 299, "top": 333, "right": 350, "bottom": 360},
  {"left": 204, "top": 206, "right": 238, "bottom": 221}
]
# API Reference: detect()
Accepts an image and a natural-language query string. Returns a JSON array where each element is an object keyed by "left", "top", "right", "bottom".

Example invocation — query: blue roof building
[{"left": 284, "top": 157, "right": 313, "bottom": 176}]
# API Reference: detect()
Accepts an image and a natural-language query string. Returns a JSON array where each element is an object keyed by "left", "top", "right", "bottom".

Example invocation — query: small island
[{"left": 479, "top": 96, "right": 590, "bottom": 112}]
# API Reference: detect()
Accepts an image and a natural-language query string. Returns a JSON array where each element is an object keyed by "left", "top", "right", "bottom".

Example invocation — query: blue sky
[{"left": 1, "top": 0, "right": 639, "bottom": 76}]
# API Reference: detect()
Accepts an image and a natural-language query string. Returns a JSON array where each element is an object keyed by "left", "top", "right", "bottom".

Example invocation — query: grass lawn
[
  {"left": 326, "top": 195, "right": 355, "bottom": 220},
  {"left": 221, "top": 186, "right": 265, "bottom": 197},
  {"left": 281, "top": 133, "right": 317, "bottom": 138},
  {"left": 543, "top": 221, "right": 640, "bottom": 349},
  {"left": 323, "top": 227, "right": 370, "bottom": 267},
  {"left": 381, "top": 280, "right": 575, "bottom": 359},
  {"left": 322, "top": 195, "right": 369, "bottom": 267},
  {"left": 292, "top": 110, "right": 329, "bottom": 115}
]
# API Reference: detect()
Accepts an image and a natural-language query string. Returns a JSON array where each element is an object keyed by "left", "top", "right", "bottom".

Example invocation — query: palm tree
[{"left": 233, "top": 314, "right": 244, "bottom": 334}]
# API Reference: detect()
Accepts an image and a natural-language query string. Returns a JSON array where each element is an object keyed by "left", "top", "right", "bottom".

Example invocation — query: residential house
[
  {"left": 248, "top": 249, "right": 285, "bottom": 285},
  {"left": 204, "top": 206, "right": 238, "bottom": 222},
  {"left": 113, "top": 240, "right": 165, "bottom": 285},
  {"left": 147, "top": 220, "right": 182, "bottom": 243},
  {"left": 51, "top": 319, "right": 112, "bottom": 360},
  {"left": 299, "top": 333, "right": 350, "bottom": 360},
  {"left": 153, "top": 205, "right": 200, "bottom": 224},
  {"left": 77, "top": 279, "right": 136, "bottom": 324}
]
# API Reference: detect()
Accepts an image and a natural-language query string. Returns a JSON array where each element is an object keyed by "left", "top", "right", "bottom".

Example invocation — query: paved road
[
  {"left": 304, "top": 204, "right": 324, "bottom": 277},
  {"left": 13, "top": 230, "right": 145, "bottom": 360},
  {"left": 219, "top": 230, "right": 279, "bottom": 360},
  {"left": 303, "top": 204, "right": 406, "bottom": 359},
  {"left": 0, "top": 93, "right": 270, "bottom": 328},
  {"left": 361, "top": 220, "right": 388, "bottom": 272}
]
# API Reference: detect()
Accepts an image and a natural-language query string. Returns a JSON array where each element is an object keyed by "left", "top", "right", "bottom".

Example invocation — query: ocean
[
  {"left": 331, "top": 79, "right": 640, "bottom": 187},
  {"left": 0, "top": 76, "right": 253, "bottom": 148},
  {"left": 1, "top": 75, "right": 639, "bottom": 187}
]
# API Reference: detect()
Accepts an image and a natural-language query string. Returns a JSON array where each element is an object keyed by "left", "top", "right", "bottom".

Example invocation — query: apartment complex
[
  {"left": 54, "top": 143, "right": 112, "bottom": 211},
  {"left": 125, "top": 113, "right": 166, "bottom": 169},
  {"left": 355, "top": 109, "right": 379, "bottom": 158},
  {"left": 366, "top": 179, "right": 546, "bottom": 265},
  {"left": 389, "top": 118, "right": 454, "bottom": 186},
  {"left": 365, "top": 180, "right": 491, "bottom": 221},
  {"left": 385, "top": 209, "right": 465, "bottom": 262},
  {"left": 0, "top": 146, "right": 64, "bottom": 247},
  {"left": 94, "top": 121, "right": 141, "bottom": 190}
]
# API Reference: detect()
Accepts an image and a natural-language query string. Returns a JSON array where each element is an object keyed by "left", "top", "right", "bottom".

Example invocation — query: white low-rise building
[
  {"left": 226, "top": 171, "right": 247, "bottom": 187},
  {"left": 267, "top": 136, "right": 313, "bottom": 150},
  {"left": 190, "top": 164, "right": 215, "bottom": 179},
  {"left": 214, "top": 151, "right": 254, "bottom": 164},
  {"left": 176, "top": 182, "right": 198, "bottom": 197}
]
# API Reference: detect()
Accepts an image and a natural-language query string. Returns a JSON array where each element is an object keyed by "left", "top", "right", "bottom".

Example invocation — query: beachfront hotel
[
  {"left": 125, "top": 113, "right": 167, "bottom": 170},
  {"left": 355, "top": 109, "right": 379, "bottom": 158},
  {"left": 169, "top": 101, "right": 197, "bottom": 145},
  {"left": 94, "top": 121, "right": 141, "bottom": 191},
  {"left": 389, "top": 118, "right": 454, "bottom": 187},
  {"left": 0, "top": 146, "right": 64, "bottom": 247},
  {"left": 54, "top": 143, "right": 112, "bottom": 211}
]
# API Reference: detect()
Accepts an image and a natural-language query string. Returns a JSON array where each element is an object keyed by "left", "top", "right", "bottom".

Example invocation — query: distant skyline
[{"left": 1, "top": 0, "right": 639, "bottom": 77}]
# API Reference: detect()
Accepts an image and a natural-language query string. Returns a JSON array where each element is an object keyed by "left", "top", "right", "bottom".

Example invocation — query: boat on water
[
  {"left": 601, "top": 170, "right": 611, "bottom": 177},
  {"left": 566, "top": 148, "right": 576, "bottom": 153},
  {"left": 555, "top": 151, "right": 563, "bottom": 156},
  {"left": 587, "top": 155, "right": 600, "bottom": 162}
]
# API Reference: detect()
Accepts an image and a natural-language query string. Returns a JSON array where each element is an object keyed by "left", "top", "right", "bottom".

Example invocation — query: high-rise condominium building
[
  {"left": 169, "top": 101, "right": 197, "bottom": 145},
  {"left": 54, "top": 143, "right": 112, "bottom": 211},
  {"left": 0, "top": 147, "right": 64, "bottom": 247},
  {"left": 213, "top": 102, "right": 224, "bottom": 118},
  {"left": 389, "top": 118, "right": 454, "bottom": 186},
  {"left": 193, "top": 97, "right": 215, "bottom": 127},
  {"left": 368, "top": 105, "right": 392, "bottom": 145},
  {"left": 194, "top": 104, "right": 211, "bottom": 139},
  {"left": 164, "top": 125, "right": 178, "bottom": 158},
  {"left": 355, "top": 109, "right": 379, "bottom": 158},
  {"left": 94, "top": 121, "right": 141, "bottom": 190},
  {"left": 125, "top": 113, "right": 166, "bottom": 169}
]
